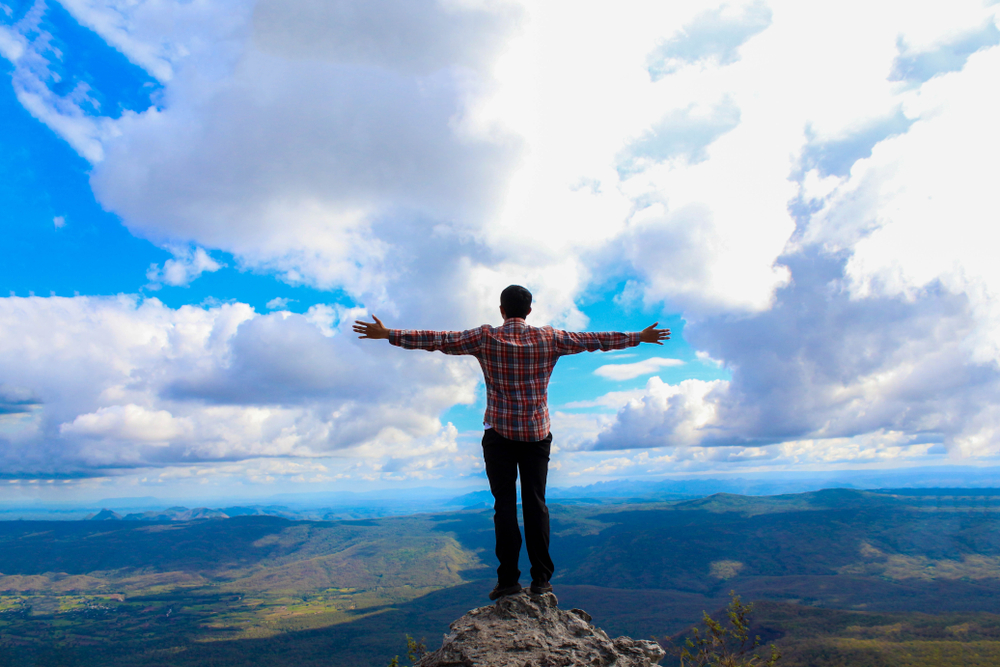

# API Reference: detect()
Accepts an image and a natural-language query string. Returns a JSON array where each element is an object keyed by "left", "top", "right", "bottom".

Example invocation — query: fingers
[
  {"left": 352, "top": 320, "right": 373, "bottom": 338},
  {"left": 649, "top": 326, "right": 670, "bottom": 345},
  {"left": 353, "top": 316, "right": 387, "bottom": 339}
]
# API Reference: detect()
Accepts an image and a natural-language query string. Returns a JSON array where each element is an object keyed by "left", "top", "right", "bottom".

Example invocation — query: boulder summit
[{"left": 416, "top": 591, "right": 665, "bottom": 667}]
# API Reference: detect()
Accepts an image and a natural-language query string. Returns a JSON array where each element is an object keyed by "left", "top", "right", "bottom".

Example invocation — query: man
[{"left": 353, "top": 285, "right": 670, "bottom": 600}]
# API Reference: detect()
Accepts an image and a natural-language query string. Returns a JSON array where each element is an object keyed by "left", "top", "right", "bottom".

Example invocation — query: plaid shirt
[{"left": 388, "top": 318, "right": 640, "bottom": 442}]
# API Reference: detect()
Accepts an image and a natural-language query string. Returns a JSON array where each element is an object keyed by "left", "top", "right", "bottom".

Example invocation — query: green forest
[{"left": 1, "top": 488, "right": 999, "bottom": 666}]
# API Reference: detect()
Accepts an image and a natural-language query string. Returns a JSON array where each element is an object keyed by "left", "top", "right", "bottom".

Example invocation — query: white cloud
[
  {"left": 553, "top": 429, "right": 948, "bottom": 482},
  {"left": 60, "top": 404, "right": 190, "bottom": 442},
  {"left": 0, "top": 22, "right": 26, "bottom": 62},
  {"left": 591, "top": 377, "right": 726, "bottom": 450},
  {"left": 146, "top": 247, "right": 223, "bottom": 287},
  {"left": 82, "top": 0, "right": 526, "bottom": 313},
  {"left": 694, "top": 350, "right": 723, "bottom": 368},
  {"left": 5, "top": 0, "right": 1000, "bottom": 478},
  {"left": 807, "top": 45, "right": 1000, "bottom": 363},
  {"left": 586, "top": 251, "right": 1000, "bottom": 460},
  {"left": 0, "top": 2, "right": 120, "bottom": 162},
  {"left": 593, "top": 357, "right": 684, "bottom": 381},
  {"left": 0, "top": 295, "right": 480, "bottom": 473},
  {"left": 265, "top": 297, "right": 293, "bottom": 310}
]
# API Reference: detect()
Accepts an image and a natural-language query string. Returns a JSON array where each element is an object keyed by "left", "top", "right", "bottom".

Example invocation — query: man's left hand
[
  {"left": 353, "top": 315, "right": 389, "bottom": 340},
  {"left": 639, "top": 322, "right": 670, "bottom": 345}
]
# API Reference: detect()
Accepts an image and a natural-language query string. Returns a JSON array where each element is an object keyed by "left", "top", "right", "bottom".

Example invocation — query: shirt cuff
[
  {"left": 387, "top": 329, "right": 402, "bottom": 346},
  {"left": 628, "top": 332, "right": 642, "bottom": 346}
]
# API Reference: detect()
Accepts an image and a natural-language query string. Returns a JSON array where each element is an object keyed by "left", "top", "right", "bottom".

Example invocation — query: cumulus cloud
[
  {"left": 559, "top": 4, "right": 1000, "bottom": 461},
  {"left": 265, "top": 297, "right": 293, "bottom": 310},
  {"left": 4, "top": 0, "right": 1000, "bottom": 480},
  {"left": 594, "top": 357, "right": 684, "bottom": 381},
  {"left": 0, "top": 296, "right": 480, "bottom": 473},
  {"left": 146, "top": 247, "right": 223, "bottom": 287},
  {"left": 588, "top": 247, "right": 1000, "bottom": 460},
  {"left": 806, "top": 44, "right": 1000, "bottom": 362},
  {"left": 61, "top": 404, "right": 190, "bottom": 442},
  {"left": 592, "top": 377, "right": 725, "bottom": 450},
  {"left": 84, "top": 0, "right": 524, "bottom": 309}
]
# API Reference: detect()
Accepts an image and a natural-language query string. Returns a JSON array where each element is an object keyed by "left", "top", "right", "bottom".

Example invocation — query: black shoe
[
  {"left": 530, "top": 581, "right": 553, "bottom": 595},
  {"left": 489, "top": 582, "right": 522, "bottom": 600}
]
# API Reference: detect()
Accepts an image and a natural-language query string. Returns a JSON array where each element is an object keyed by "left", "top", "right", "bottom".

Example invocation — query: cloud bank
[
  {"left": 1, "top": 0, "right": 999, "bottom": 485},
  {"left": 0, "top": 296, "right": 479, "bottom": 474}
]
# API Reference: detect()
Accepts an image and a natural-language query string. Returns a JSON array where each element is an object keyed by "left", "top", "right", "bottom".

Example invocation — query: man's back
[{"left": 388, "top": 318, "right": 640, "bottom": 441}]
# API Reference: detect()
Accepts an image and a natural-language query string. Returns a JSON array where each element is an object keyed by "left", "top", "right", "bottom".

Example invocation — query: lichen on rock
[{"left": 416, "top": 591, "right": 665, "bottom": 667}]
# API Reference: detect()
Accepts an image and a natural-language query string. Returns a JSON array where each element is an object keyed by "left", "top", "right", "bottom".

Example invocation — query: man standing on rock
[{"left": 353, "top": 285, "right": 670, "bottom": 600}]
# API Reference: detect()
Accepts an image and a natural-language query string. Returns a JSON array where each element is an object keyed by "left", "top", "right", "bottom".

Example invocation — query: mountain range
[{"left": 1, "top": 487, "right": 999, "bottom": 666}]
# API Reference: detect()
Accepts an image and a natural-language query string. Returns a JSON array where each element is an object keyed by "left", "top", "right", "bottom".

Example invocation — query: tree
[
  {"left": 672, "top": 591, "right": 780, "bottom": 667},
  {"left": 387, "top": 634, "right": 427, "bottom": 667}
]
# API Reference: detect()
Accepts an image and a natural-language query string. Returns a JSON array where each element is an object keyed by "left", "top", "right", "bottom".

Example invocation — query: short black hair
[{"left": 500, "top": 285, "right": 532, "bottom": 319}]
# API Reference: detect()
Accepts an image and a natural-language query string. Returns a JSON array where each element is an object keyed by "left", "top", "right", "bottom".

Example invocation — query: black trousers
[{"left": 482, "top": 428, "right": 554, "bottom": 586}]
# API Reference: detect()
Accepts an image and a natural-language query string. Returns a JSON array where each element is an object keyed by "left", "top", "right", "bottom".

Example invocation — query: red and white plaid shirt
[{"left": 388, "top": 318, "right": 640, "bottom": 442}]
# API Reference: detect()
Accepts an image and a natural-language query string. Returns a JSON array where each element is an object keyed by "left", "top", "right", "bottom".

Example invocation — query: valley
[{"left": 1, "top": 488, "right": 999, "bottom": 666}]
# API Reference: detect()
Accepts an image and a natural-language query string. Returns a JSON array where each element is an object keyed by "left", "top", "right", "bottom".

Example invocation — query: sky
[{"left": 1, "top": 0, "right": 999, "bottom": 503}]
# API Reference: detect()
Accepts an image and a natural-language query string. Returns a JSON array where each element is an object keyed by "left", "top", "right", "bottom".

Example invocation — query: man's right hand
[
  {"left": 353, "top": 315, "right": 389, "bottom": 340},
  {"left": 639, "top": 322, "right": 670, "bottom": 345}
]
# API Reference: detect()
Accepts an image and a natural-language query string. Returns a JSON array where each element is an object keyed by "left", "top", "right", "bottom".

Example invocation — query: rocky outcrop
[{"left": 416, "top": 591, "right": 664, "bottom": 667}]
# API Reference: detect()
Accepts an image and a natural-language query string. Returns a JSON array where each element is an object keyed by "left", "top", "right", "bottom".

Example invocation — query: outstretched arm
[
  {"left": 639, "top": 322, "right": 671, "bottom": 345},
  {"left": 353, "top": 315, "right": 389, "bottom": 340},
  {"left": 553, "top": 322, "right": 671, "bottom": 355},
  {"left": 353, "top": 315, "right": 483, "bottom": 355}
]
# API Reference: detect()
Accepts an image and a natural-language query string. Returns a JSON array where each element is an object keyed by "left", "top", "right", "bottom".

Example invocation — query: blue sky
[{"left": 1, "top": 0, "right": 999, "bottom": 502}]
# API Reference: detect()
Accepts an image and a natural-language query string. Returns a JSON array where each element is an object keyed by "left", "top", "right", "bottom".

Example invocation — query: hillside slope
[{"left": 1, "top": 488, "right": 998, "bottom": 666}]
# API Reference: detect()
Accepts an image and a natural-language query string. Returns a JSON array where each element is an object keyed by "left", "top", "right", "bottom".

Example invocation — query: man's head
[{"left": 500, "top": 285, "right": 532, "bottom": 320}]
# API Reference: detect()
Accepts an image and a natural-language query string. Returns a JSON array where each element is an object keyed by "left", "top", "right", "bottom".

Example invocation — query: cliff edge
[{"left": 416, "top": 591, "right": 665, "bottom": 667}]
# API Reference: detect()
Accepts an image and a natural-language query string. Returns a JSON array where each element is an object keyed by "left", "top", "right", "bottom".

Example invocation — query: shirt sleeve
[
  {"left": 388, "top": 326, "right": 484, "bottom": 356},
  {"left": 552, "top": 329, "right": 642, "bottom": 356}
]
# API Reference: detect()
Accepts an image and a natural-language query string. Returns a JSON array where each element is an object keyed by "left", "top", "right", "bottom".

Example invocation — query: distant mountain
[
  {"left": 545, "top": 468, "right": 1000, "bottom": 500},
  {"left": 8, "top": 466, "right": 1000, "bottom": 522},
  {"left": 3, "top": 488, "right": 1000, "bottom": 667},
  {"left": 93, "top": 496, "right": 164, "bottom": 509},
  {"left": 669, "top": 488, "right": 901, "bottom": 514},
  {"left": 83, "top": 505, "right": 311, "bottom": 522},
  {"left": 120, "top": 507, "right": 229, "bottom": 521}
]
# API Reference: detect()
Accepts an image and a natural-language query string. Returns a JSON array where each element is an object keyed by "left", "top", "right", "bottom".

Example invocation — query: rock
[{"left": 416, "top": 591, "right": 665, "bottom": 667}]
